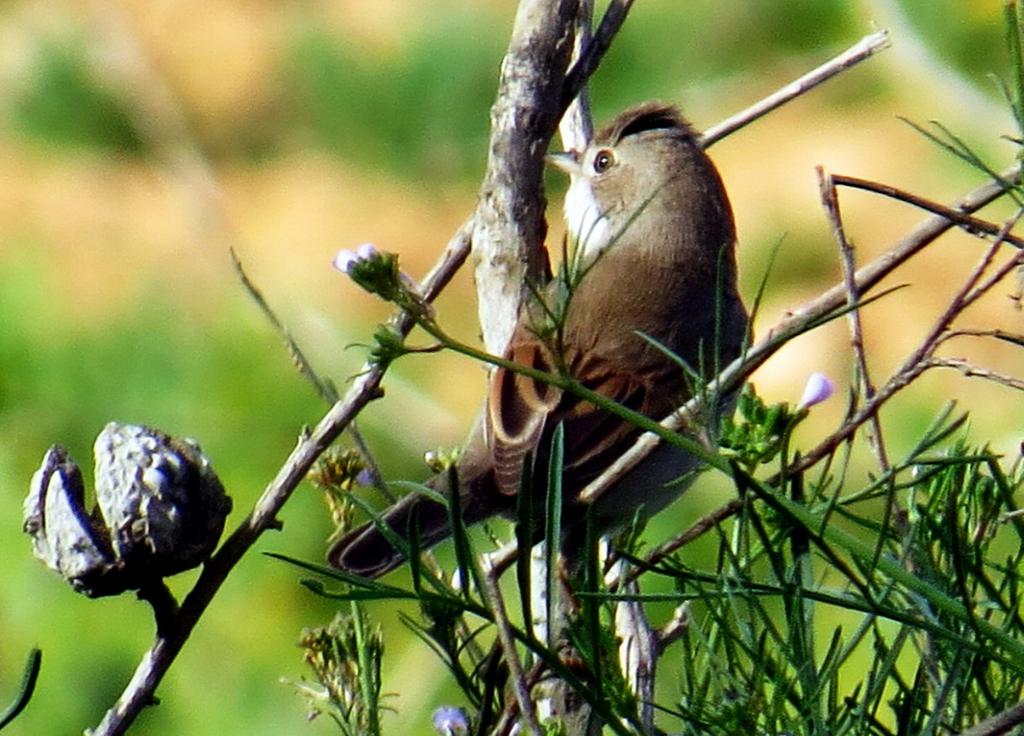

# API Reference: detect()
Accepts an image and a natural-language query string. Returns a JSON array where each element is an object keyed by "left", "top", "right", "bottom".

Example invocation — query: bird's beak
[{"left": 546, "top": 150, "right": 582, "bottom": 176}]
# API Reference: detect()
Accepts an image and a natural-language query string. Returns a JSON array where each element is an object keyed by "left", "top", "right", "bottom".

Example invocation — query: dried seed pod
[{"left": 24, "top": 423, "right": 232, "bottom": 597}]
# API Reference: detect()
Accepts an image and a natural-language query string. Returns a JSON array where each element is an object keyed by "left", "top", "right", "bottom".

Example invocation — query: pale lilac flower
[
  {"left": 798, "top": 372, "right": 836, "bottom": 409},
  {"left": 355, "top": 468, "right": 375, "bottom": 487},
  {"left": 356, "top": 242, "right": 380, "bottom": 260},
  {"left": 331, "top": 242, "right": 381, "bottom": 275},
  {"left": 331, "top": 249, "right": 359, "bottom": 275},
  {"left": 432, "top": 705, "right": 470, "bottom": 735}
]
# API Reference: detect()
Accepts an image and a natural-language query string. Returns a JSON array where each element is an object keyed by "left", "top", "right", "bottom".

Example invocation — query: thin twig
[
  {"left": 958, "top": 700, "right": 1024, "bottom": 736},
  {"left": 942, "top": 327, "right": 1024, "bottom": 347},
  {"left": 560, "top": 0, "right": 635, "bottom": 116},
  {"left": 957, "top": 219, "right": 1024, "bottom": 310},
  {"left": 701, "top": 30, "right": 891, "bottom": 147},
  {"left": 655, "top": 605, "right": 689, "bottom": 654},
  {"left": 926, "top": 358, "right": 1024, "bottom": 391},
  {"left": 818, "top": 167, "right": 891, "bottom": 472},
  {"left": 606, "top": 499, "right": 744, "bottom": 590},
  {"left": 785, "top": 212, "right": 1024, "bottom": 479},
  {"left": 483, "top": 559, "right": 542, "bottom": 736},
  {"left": 919, "top": 215, "right": 1021, "bottom": 355},
  {"left": 833, "top": 174, "right": 1024, "bottom": 249},
  {"left": 229, "top": 248, "right": 338, "bottom": 404},
  {"left": 558, "top": 0, "right": 595, "bottom": 150}
]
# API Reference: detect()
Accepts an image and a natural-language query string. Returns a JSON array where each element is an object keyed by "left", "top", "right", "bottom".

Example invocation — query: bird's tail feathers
[{"left": 327, "top": 489, "right": 455, "bottom": 578}]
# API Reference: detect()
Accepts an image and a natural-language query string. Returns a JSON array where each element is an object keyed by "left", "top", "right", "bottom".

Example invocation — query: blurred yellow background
[{"left": 0, "top": 0, "right": 1021, "bottom": 733}]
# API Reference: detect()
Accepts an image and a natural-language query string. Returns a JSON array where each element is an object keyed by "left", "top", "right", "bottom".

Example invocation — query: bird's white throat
[{"left": 563, "top": 176, "right": 612, "bottom": 260}]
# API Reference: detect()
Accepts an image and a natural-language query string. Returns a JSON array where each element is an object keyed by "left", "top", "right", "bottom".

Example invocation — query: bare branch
[
  {"left": 614, "top": 577, "right": 657, "bottom": 730},
  {"left": 558, "top": 0, "right": 596, "bottom": 150},
  {"left": 833, "top": 174, "right": 1024, "bottom": 249},
  {"left": 604, "top": 499, "right": 745, "bottom": 591},
  {"left": 90, "top": 222, "right": 473, "bottom": 736},
  {"left": 701, "top": 30, "right": 891, "bottom": 148},
  {"left": 581, "top": 165, "right": 1021, "bottom": 504},
  {"left": 484, "top": 559, "right": 543, "bottom": 735},
  {"left": 958, "top": 700, "right": 1024, "bottom": 736},
  {"left": 927, "top": 358, "right": 1024, "bottom": 391},
  {"left": 784, "top": 211, "right": 1024, "bottom": 478},
  {"left": 818, "top": 167, "right": 891, "bottom": 472},
  {"left": 560, "top": 0, "right": 636, "bottom": 115},
  {"left": 943, "top": 328, "right": 1024, "bottom": 347},
  {"left": 472, "top": 0, "right": 581, "bottom": 355}
]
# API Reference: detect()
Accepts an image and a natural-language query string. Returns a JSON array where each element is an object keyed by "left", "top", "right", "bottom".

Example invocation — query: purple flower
[
  {"left": 798, "top": 372, "right": 836, "bottom": 409},
  {"left": 355, "top": 468, "right": 375, "bottom": 487},
  {"left": 432, "top": 706, "right": 469, "bottom": 735}
]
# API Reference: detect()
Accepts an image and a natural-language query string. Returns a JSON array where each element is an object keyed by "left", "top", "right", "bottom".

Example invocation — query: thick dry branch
[{"left": 472, "top": 0, "right": 580, "bottom": 354}]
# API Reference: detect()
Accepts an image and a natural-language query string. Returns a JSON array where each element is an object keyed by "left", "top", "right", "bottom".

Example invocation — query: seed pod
[{"left": 24, "top": 423, "right": 232, "bottom": 597}]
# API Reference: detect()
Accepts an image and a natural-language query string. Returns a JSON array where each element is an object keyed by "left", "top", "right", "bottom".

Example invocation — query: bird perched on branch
[{"left": 329, "top": 101, "right": 748, "bottom": 578}]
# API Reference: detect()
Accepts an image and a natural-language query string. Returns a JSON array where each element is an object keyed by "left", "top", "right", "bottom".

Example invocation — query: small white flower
[
  {"left": 798, "top": 372, "right": 836, "bottom": 409},
  {"left": 432, "top": 705, "right": 469, "bottom": 735}
]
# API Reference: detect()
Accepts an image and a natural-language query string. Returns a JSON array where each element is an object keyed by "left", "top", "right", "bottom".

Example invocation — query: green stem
[{"left": 350, "top": 602, "right": 380, "bottom": 736}]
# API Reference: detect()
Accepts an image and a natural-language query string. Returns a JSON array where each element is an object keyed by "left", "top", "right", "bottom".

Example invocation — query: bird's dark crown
[{"left": 596, "top": 101, "right": 698, "bottom": 147}]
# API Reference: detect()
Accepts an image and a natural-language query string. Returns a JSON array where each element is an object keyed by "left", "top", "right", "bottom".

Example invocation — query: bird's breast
[{"left": 563, "top": 177, "right": 613, "bottom": 258}]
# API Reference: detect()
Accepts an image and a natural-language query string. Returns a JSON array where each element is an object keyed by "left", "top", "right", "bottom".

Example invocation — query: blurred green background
[{"left": 1, "top": 0, "right": 1021, "bottom": 733}]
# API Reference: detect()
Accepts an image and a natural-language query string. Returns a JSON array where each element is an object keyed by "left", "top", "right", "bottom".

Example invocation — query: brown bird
[{"left": 329, "top": 101, "right": 748, "bottom": 578}]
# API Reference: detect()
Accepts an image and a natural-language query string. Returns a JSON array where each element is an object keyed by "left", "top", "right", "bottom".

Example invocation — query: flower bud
[
  {"left": 23, "top": 423, "right": 232, "bottom": 597},
  {"left": 432, "top": 706, "right": 470, "bottom": 735},
  {"left": 797, "top": 372, "right": 836, "bottom": 410},
  {"left": 332, "top": 249, "right": 360, "bottom": 275}
]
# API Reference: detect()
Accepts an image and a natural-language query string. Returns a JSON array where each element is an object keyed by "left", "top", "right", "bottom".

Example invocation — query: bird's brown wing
[
  {"left": 486, "top": 337, "right": 678, "bottom": 499},
  {"left": 486, "top": 339, "right": 563, "bottom": 496}
]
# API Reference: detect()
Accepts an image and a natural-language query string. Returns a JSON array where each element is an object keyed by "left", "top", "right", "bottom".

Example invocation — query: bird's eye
[{"left": 592, "top": 149, "right": 615, "bottom": 174}]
